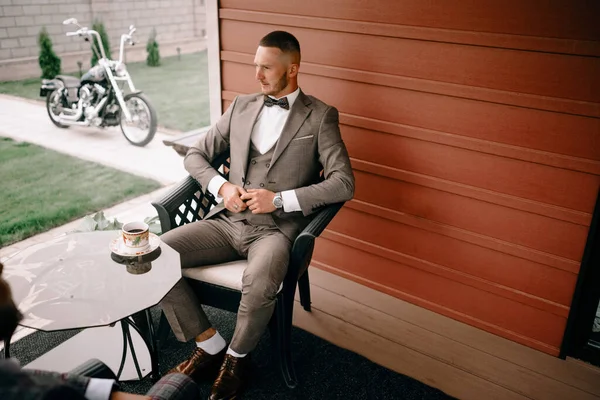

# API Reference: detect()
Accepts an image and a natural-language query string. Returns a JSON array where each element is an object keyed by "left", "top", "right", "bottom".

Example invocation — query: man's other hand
[
  {"left": 219, "top": 182, "right": 248, "bottom": 213},
  {"left": 240, "top": 189, "right": 276, "bottom": 214}
]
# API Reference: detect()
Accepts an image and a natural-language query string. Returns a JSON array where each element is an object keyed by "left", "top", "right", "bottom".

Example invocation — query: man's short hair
[{"left": 259, "top": 31, "right": 301, "bottom": 63}]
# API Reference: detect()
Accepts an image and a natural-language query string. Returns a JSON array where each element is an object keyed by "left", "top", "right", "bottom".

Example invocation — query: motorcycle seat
[{"left": 56, "top": 75, "right": 81, "bottom": 88}]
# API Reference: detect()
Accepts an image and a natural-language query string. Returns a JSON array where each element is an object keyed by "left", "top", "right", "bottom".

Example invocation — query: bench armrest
[
  {"left": 152, "top": 152, "right": 231, "bottom": 234},
  {"left": 288, "top": 202, "right": 344, "bottom": 280},
  {"left": 151, "top": 175, "right": 216, "bottom": 234}
]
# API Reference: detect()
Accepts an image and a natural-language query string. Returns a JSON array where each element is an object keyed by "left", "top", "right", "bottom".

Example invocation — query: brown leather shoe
[
  {"left": 168, "top": 347, "right": 226, "bottom": 381},
  {"left": 209, "top": 354, "right": 251, "bottom": 400}
]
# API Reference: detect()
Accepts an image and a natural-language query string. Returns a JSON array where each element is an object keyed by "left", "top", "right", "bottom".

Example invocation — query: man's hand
[
  {"left": 240, "top": 189, "right": 276, "bottom": 214},
  {"left": 219, "top": 182, "right": 248, "bottom": 213}
]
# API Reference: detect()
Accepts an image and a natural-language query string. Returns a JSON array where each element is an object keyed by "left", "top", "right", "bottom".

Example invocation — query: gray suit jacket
[
  {"left": 184, "top": 90, "right": 355, "bottom": 239},
  {"left": 0, "top": 359, "right": 89, "bottom": 400}
]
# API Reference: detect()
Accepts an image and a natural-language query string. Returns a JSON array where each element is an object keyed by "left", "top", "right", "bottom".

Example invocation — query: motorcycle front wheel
[
  {"left": 46, "top": 89, "right": 69, "bottom": 129},
  {"left": 119, "top": 93, "right": 157, "bottom": 147}
]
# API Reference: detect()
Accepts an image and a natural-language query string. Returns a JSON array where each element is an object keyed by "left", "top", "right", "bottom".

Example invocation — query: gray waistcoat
[{"left": 227, "top": 143, "right": 277, "bottom": 226}]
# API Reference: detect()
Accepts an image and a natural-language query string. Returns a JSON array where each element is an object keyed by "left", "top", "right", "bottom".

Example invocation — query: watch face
[{"left": 274, "top": 195, "right": 283, "bottom": 208}]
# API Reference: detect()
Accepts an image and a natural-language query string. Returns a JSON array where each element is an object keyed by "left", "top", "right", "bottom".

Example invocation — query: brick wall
[{"left": 0, "top": 0, "right": 206, "bottom": 79}]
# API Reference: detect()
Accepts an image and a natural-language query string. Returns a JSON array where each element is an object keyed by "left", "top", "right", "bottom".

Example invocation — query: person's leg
[
  {"left": 160, "top": 216, "right": 240, "bottom": 342},
  {"left": 145, "top": 372, "right": 201, "bottom": 400},
  {"left": 162, "top": 216, "right": 245, "bottom": 380},
  {"left": 209, "top": 227, "right": 291, "bottom": 400},
  {"left": 229, "top": 227, "right": 292, "bottom": 354}
]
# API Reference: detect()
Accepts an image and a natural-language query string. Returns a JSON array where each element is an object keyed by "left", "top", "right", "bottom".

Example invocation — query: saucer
[{"left": 110, "top": 233, "right": 161, "bottom": 257}]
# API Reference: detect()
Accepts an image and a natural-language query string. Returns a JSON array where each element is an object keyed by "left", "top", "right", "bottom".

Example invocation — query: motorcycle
[{"left": 39, "top": 18, "right": 157, "bottom": 147}]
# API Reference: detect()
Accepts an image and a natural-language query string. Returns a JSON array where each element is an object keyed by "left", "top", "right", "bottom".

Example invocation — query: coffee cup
[{"left": 121, "top": 221, "right": 150, "bottom": 249}]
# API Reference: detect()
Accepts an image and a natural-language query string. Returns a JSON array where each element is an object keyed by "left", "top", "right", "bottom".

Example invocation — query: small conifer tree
[
  {"left": 91, "top": 20, "right": 112, "bottom": 66},
  {"left": 38, "top": 27, "right": 61, "bottom": 79},
  {"left": 146, "top": 28, "right": 161, "bottom": 67}
]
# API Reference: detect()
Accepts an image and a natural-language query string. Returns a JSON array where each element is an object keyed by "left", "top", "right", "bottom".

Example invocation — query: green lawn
[
  {"left": 0, "top": 137, "right": 162, "bottom": 247},
  {"left": 0, "top": 51, "right": 210, "bottom": 132},
  {"left": 0, "top": 76, "right": 41, "bottom": 100}
]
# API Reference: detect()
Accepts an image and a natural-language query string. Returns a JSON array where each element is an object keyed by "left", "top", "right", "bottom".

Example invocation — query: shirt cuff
[
  {"left": 84, "top": 378, "right": 117, "bottom": 400},
  {"left": 207, "top": 175, "right": 228, "bottom": 203},
  {"left": 281, "top": 190, "right": 302, "bottom": 212}
]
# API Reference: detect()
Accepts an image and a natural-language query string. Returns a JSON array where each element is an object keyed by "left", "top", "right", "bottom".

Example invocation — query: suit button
[
  {"left": 260, "top": 183, "right": 265, "bottom": 187},
  {"left": 266, "top": 163, "right": 270, "bottom": 168},
  {"left": 246, "top": 181, "right": 251, "bottom": 185},
  {"left": 251, "top": 160, "right": 257, "bottom": 165}
]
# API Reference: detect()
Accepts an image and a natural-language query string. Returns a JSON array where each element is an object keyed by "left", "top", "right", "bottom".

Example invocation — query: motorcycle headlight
[{"left": 115, "top": 62, "right": 127, "bottom": 77}]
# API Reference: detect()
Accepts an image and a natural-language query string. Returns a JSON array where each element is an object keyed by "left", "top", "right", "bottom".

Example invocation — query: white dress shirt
[
  {"left": 85, "top": 378, "right": 117, "bottom": 400},
  {"left": 207, "top": 88, "right": 302, "bottom": 212}
]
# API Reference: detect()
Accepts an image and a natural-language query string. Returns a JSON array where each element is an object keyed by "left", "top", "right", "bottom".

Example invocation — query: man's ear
[{"left": 288, "top": 64, "right": 299, "bottom": 78}]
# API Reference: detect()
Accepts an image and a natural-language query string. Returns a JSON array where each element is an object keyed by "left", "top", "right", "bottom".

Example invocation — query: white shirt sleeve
[
  {"left": 281, "top": 190, "right": 302, "bottom": 212},
  {"left": 84, "top": 378, "right": 116, "bottom": 400},
  {"left": 207, "top": 175, "right": 228, "bottom": 203}
]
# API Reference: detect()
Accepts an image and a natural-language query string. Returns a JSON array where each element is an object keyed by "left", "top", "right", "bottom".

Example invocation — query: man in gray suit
[{"left": 161, "top": 30, "right": 355, "bottom": 400}]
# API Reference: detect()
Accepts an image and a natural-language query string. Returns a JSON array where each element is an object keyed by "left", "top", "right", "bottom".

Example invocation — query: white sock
[
  {"left": 196, "top": 331, "right": 226, "bottom": 355},
  {"left": 226, "top": 347, "right": 247, "bottom": 358}
]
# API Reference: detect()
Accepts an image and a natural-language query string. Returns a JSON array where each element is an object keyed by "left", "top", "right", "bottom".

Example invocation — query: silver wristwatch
[{"left": 272, "top": 192, "right": 283, "bottom": 209}]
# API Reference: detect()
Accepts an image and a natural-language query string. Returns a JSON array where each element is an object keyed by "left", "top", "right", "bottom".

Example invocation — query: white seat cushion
[
  {"left": 182, "top": 260, "right": 283, "bottom": 293},
  {"left": 182, "top": 260, "right": 247, "bottom": 291}
]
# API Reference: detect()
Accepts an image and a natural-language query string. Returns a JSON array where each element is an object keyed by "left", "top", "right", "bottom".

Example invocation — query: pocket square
[{"left": 292, "top": 135, "right": 314, "bottom": 141}]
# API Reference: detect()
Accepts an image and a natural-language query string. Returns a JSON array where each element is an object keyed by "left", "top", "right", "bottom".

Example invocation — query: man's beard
[{"left": 265, "top": 72, "right": 288, "bottom": 96}]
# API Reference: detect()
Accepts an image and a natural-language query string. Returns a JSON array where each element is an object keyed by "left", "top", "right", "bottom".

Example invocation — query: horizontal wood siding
[
  {"left": 220, "top": 0, "right": 600, "bottom": 42},
  {"left": 220, "top": 19, "right": 600, "bottom": 104},
  {"left": 217, "top": 1, "right": 600, "bottom": 356}
]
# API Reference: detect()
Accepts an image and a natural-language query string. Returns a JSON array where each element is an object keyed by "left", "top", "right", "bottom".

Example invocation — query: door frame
[
  {"left": 561, "top": 188, "right": 600, "bottom": 366},
  {"left": 206, "top": 0, "right": 222, "bottom": 124}
]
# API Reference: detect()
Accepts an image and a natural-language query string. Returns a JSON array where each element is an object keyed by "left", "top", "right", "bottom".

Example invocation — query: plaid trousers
[{"left": 146, "top": 373, "right": 200, "bottom": 400}]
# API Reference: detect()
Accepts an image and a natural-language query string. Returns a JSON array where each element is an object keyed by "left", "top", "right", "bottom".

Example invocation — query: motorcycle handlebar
[{"left": 66, "top": 24, "right": 135, "bottom": 63}]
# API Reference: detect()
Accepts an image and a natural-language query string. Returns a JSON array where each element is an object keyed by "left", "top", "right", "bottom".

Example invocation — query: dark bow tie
[{"left": 264, "top": 96, "right": 289, "bottom": 110}]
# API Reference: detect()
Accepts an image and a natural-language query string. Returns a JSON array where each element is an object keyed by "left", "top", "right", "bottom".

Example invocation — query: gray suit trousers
[{"left": 159, "top": 213, "right": 292, "bottom": 354}]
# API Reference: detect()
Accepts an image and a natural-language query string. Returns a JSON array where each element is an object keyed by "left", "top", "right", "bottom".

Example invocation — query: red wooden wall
[{"left": 217, "top": 0, "right": 600, "bottom": 355}]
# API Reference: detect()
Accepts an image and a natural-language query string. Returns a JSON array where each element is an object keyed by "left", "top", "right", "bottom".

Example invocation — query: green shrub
[
  {"left": 146, "top": 28, "right": 161, "bottom": 67},
  {"left": 91, "top": 20, "right": 112, "bottom": 66},
  {"left": 37, "top": 27, "right": 61, "bottom": 79}
]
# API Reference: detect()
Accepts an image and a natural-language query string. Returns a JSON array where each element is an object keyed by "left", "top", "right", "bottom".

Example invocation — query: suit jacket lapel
[
  {"left": 235, "top": 95, "right": 263, "bottom": 179},
  {"left": 270, "top": 91, "right": 312, "bottom": 169}
]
